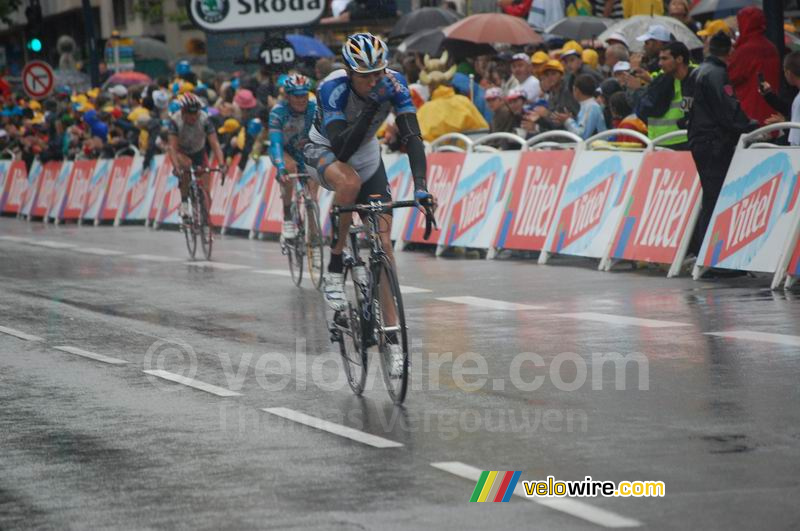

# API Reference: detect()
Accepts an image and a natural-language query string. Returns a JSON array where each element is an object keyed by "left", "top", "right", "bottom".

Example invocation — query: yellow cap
[
  {"left": 582, "top": 49, "right": 599, "bottom": 70},
  {"left": 87, "top": 87, "right": 100, "bottom": 99},
  {"left": 179, "top": 82, "right": 196, "bottom": 95},
  {"left": 562, "top": 40, "right": 584, "bottom": 55},
  {"left": 218, "top": 118, "right": 241, "bottom": 135},
  {"left": 785, "top": 22, "right": 797, "bottom": 33},
  {"left": 531, "top": 51, "right": 549, "bottom": 65},
  {"left": 697, "top": 19, "right": 731, "bottom": 37},
  {"left": 28, "top": 100, "right": 41, "bottom": 111},
  {"left": 542, "top": 59, "right": 565, "bottom": 74},
  {"left": 127, "top": 106, "right": 150, "bottom": 124}
]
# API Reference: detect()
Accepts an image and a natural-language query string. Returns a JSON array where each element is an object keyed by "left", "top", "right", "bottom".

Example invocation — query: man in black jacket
[{"left": 687, "top": 32, "right": 758, "bottom": 256}]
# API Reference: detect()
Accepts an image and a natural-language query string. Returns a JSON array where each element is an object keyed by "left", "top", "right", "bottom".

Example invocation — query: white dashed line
[
  {"left": 706, "top": 330, "right": 800, "bottom": 347},
  {"left": 185, "top": 261, "right": 252, "bottom": 271},
  {"left": 53, "top": 345, "right": 128, "bottom": 365},
  {"left": 143, "top": 369, "right": 242, "bottom": 397},
  {"left": 0, "top": 235, "right": 34, "bottom": 243},
  {"left": 28, "top": 240, "right": 76, "bottom": 249},
  {"left": 252, "top": 269, "right": 292, "bottom": 276},
  {"left": 431, "top": 462, "right": 641, "bottom": 528},
  {"left": 128, "top": 254, "right": 183, "bottom": 262},
  {"left": 74, "top": 247, "right": 125, "bottom": 256},
  {"left": 0, "top": 325, "right": 43, "bottom": 341},
  {"left": 262, "top": 407, "right": 403, "bottom": 448},
  {"left": 399, "top": 285, "right": 431, "bottom": 294},
  {"left": 437, "top": 296, "right": 544, "bottom": 311},
  {"left": 555, "top": 312, "right": 690, "bottom": 328}
]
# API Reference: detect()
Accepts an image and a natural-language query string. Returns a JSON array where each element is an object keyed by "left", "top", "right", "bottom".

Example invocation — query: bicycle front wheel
[
  {"left": 305, "top": 201, "right": 324, "bottom": 291},
  {"left": 339, "top": 265, "right": 368, "bottom": 395},
  {"left": 287, "top": 202, "right": 304, "bottom": 287},
  {"left": 374, "top": 256, "right": 409, "bottom": 405},
  {"left": 196, "top": 188, "right": 213, "bottom": 260},
  {"left": 184, "top": 191, "right": 197, "bottom": 259}
]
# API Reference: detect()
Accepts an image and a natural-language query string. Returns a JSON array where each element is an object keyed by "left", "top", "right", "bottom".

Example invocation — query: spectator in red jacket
[
  {"left": 497, "top": 0, "right": 532, "bottom": 18},
  {"left": 728, "top": 6, "right": 781, "bottom": 125}
]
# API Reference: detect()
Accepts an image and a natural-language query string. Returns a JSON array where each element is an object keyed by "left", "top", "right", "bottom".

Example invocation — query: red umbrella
[
  {"left": 443, "top": 13, "right": 543, "bottom": 45},
  {"left": 107, "top": 71, "right": 152, "bottom": 86}
]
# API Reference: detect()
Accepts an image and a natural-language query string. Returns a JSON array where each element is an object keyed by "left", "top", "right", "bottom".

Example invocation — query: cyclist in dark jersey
[
  {"left": 304, "top": 33, "right": 433, "bottom": 376},
  {"left": 167, "top": 93, "right": 226, "bottom": 223},
  {"left": 268, "top": 73, "right": 317, "bottom": 240}
]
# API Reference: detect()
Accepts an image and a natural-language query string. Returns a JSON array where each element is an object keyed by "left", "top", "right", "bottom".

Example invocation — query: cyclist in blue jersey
[
  {"left": 268, "top": 73, "right": 318, "bottom": 239},
  {"left": 304, "top": 33, "right": 433, "bottom": 376}
]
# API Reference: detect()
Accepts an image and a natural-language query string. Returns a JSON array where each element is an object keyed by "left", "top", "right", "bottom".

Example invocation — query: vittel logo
[
  {"left": 107, "top": 165, "right": 127, "bottom": 207},
  {"left": 562, "top": 175, "right": 613, "bottom": 247},
  {"left": 513, "top": 164, "right": 568, "bottom": 238},
  {"left": 67, "top": 167, "right": 90, "bottom": 209},
  {"left": 634, "top": 167, "right": 693, "bottom": 249},
  {"left": 711, "top": 174, "right": 780, "bottom": 262},
  {"left": 453, "top": 174, "right": 494, "bottom": 240},
  {"left": 233, "top": 175, "right": 257, "bottom": 218}
]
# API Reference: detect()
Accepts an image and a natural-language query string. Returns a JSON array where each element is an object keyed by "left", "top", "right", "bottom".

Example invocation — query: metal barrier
[
  {"left": 585, "top": 129, "right": 652, "bottom": 151},
  {"left": 471, "top": 132, "right": 526, "bottom": 152},
  {"left": 651, "top": 130, "right": 688, "bottom": 151},
  {"left": 430, "top": 132, "right": 474, "bottom": 153},
  {"left": 741, "top": 122, "right": 800, "bottom": 148}
]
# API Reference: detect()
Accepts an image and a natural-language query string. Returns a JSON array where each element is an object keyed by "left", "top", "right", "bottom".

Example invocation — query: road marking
[
  {"left": 0, "top": 325, "right": 43, "bottom": 341},
  {"left": 262, "top": 407, "right": 403, "bottom": 448},
  {"left": 706, "top": 330, "right": 800, "bottom": 347},
  {"left": 143, "top": 369, "right": 242, "bottom": 397},
  {"left": 431, "top": 462, "right": 640, "bottom": 528},
  {"left": 400, "top": 285, "right": 431, "bottom": 294},
  {"left": 185, "top": 261, "right": 251, "bottom": 271},
  {"left": 555, "top": 312, "right": 690, "bottom": 328},
  {"left": 0, "top": 235, "right": 33, "bottom": 243},
  {"left": 74, "top": 247, "right": 125, "bottom": 256},
  {"left": 129, "top": 254, "right": 183, "bottom": 262},
  {"left": 53, "top": 345, "right": 128, "bottom": 365},
  {"left": 28, "top": 240, "right": 76, "bottom": 249},
  {"left": 252, "top": 269, "right": 291, "bottom": 277},
  {"left": 437, "top": 296, "right": 544, "bottom": 311}
]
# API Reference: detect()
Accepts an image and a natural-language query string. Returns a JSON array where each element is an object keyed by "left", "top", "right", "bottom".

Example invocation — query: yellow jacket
[
  {"left": 417, "top": 85, "right": 489, "bottom": 143},
  {"left": 623, "top": 0, "right": 663, "bottom": 17}
]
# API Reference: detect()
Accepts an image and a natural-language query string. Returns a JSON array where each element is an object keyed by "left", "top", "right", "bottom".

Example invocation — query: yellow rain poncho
[{"left": 417, "top": 85, "right": 488, "bottom": 143}]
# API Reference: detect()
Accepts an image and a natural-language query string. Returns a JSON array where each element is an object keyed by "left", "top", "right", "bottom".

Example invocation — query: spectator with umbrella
[{"left": 636, "top": 24, "right": 673, "bottom": 74}]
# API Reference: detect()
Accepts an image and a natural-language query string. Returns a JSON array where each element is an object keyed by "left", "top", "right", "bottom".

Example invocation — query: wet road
[{"left": 1, "top": 217, "right": 799, "bottom": 530}]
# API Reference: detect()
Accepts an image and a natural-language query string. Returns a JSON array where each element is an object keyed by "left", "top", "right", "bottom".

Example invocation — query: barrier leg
[
  {"left": 394, "top": 238, "right": 406, "bottom": 253},
  {"left": 538, "top": 250, "right": 551, "bottom": 265},
  {"left": 486, "top": 246, "right": 497, "bottom": 260},
  {"left": 435, "top": 244, "right": 446, "bottom": 257},
  {"left": 786, "top": 275, "right": 797, "bottom": 290},
  {"left": 692, "top": 264, "right": 707, "bottom": 280}
]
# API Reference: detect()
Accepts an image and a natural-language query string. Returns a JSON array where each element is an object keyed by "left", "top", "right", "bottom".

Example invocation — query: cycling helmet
[
  {"left": 342, "top": 33, "right": 388, "bottom": 74},
  {"left": 176, "top": 60, "right": 192, "bottom": 76},
  {"left": 178, "top": 93, "right": 202, "bottom": 113},
  {"left": 284, "top": 73, "right": 311, "bottom": 95}
]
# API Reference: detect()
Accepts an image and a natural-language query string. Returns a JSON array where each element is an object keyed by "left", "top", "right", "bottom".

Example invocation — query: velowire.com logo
[{"left": 469, "top": 471, "right": 522, "bottom": 502}]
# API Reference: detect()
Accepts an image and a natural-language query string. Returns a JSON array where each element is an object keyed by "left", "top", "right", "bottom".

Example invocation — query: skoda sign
[{"left": 188, "top": 0, "right": 324, "bottom": 32}]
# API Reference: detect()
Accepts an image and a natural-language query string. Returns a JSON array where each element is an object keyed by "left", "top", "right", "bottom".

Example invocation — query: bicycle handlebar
[{"left": 330, "top": 198, "right": 437, "bottom": 247}]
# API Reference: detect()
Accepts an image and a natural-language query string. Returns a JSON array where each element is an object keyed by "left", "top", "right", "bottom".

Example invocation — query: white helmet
[{"left": 342, "top": 33, "right": 389, "bottom": 74}]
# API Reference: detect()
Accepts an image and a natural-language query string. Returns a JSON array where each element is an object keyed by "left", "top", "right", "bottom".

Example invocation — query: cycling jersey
[
  {"left": 308, "top": 69, "right": 415, "bottom": 181},
  {"left": 268, "top": 99, "right": 317, "bottom": 173},
  {"left": 167, "top": 111, "right": 214, "bottom": 155}
]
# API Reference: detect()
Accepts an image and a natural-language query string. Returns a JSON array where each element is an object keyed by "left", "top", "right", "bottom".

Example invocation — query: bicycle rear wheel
[
  {"left": 184, "top": 190, "right": 197, "bottom": 259},
  {"left": 287, "top": 201, "right": 304, "bottom": 287},
  {"left": 374, "top": 256, "right": 409, "bottom": 405},
  {"left": 305, "top": 201, "right": 324, "bottom": 291},
  {"left": 339, "top": 265, "right": 368, "bottom": 395},
  {"left": 196, "top": 187, "right": 213, "bottom": 260}
]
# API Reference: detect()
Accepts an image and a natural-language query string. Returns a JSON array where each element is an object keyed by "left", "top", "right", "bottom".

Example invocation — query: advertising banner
[
  {"left": 147, "top": 156, "right": 174, "bottom": 224},
  {"left": 610, "top": 151, "right": 701, "bottom": 274},
  {"left": 402, "top": 151, "right": 465, "bottom": 246},
  {"left": 31, "top": 161, "right": 62, "bottom": 219},
  {"left": 61, "top": 160, "right": 98, "bottom": 221},
  {"left": 254, "top": 164, "right": 283, "bottom": 235},
  {"left": 0, "top": 160, "right": 29, "bottom": 214},
  {"left": 694, "top": 149, "right": 800, "bottom": 277},
  {"left": 81, "top": 158, "right": 112, "bottom": 222},
  {"left": 48, "top": 162, "right": 75, "bottom": 222},
  {"left": 786, "top": 235, "right": 800, "bottom": 289},
  {"left": 494, "top": 150, "right": 574, "bottom": 253},
  {"left": 120, "top": 156, "right": 159, "bottom": 223},
  {"left": 385, "top": 153, "right": 414, "bottom": 242},
  {"left": 225, "top": 157, "right": 266, "bottom": 232},
  {"left": 441, "top": 151, "right": 518, "bottom": 250},
  {"left": 540, "top": 151, "right": 644, "bottom": 264},
  {"left": 209, "top": 158, "right": 239, "bottom": 229},
  {"left": 99, "top": 157, "right": 134, "bottom": 223},
  {"left": 20, "top": 161, "right": 42, "bottom": 218}
]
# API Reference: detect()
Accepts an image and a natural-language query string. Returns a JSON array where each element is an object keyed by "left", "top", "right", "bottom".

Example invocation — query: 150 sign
[
  {"left": 189, "top": 0, "right": 324, "bottom": 31},
  {"left": 260, "top": 38, "right": 296, "bottom": 71}
]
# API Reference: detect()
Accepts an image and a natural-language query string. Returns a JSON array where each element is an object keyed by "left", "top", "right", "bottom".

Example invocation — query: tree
[{"left": 0, "top": 0, "right": 24, "bottom": 26}]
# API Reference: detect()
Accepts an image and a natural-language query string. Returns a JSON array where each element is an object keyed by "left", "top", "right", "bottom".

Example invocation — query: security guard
[
  {"left": 637, "top": 41, "right": 696, "bottom": 150},
  {"left": 687, "top": 32, "right": 757, "bottom": 256}
]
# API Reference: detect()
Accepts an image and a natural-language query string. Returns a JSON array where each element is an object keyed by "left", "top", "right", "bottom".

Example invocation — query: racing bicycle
[
  {"left": 281, "top": 173, "right": 325, "bottom": 290},
  {"left": 328, "top": 196, "right": 435, "bottom": 405},
  {"left": 182, "top": 166, "right": 222, "bottom": 260}
]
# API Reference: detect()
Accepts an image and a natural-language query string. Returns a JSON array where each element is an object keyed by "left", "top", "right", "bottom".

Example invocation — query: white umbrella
[{"left": 597, "top": 15, "right": 704, "bottom": 52}]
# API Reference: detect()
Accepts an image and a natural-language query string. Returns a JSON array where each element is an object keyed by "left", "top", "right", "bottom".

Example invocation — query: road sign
[
  {"left": 22, "top": 60, "right": 55, "bottom": 99},
  {"left": 259, "top": 37, "right": 296, "bottom": 73},
  {"left": 187, "top": 0, "right": 324, "bottom": 32}
]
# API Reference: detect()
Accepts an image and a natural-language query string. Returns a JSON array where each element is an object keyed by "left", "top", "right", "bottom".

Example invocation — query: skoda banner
[{"left": 188, "top": 0, "right": 325, "bottom": 32}]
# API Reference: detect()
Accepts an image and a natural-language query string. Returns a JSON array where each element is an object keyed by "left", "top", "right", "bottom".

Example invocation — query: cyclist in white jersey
[
  {"left": 167, "top": 93, "right": 226, "bottom": 223},
  {"left": 304, "top": 33, "right": 433, "bottom": 375}
]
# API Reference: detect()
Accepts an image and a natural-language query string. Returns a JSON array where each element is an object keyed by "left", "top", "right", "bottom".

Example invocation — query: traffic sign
[
  {"left": 187, "top": 0, "right": 324, "bottom": 32},
  {"left": 259, "top": 37, "right": 296, "bottom": 73},
  {"left": 22, "top": 60, "right": 55, "bottom": 99}
]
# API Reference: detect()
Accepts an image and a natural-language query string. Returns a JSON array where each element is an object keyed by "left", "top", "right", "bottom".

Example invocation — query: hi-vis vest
[{"left": 648, "top": 78, "right": 687, "bottom": 146}]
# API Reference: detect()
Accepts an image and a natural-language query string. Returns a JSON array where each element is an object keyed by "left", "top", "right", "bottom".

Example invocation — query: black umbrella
[
  {"left": 690, "top": 0, "right": 761, "bottom": 17},
  {"left": 397, "top": 28, "right": 496, "bottom": 59},
  {"left": 545, "top": 16, "right": 614, "bottom": 41},
  {"left": 389, "top": 7, "right": 462, "bottom": 39}
]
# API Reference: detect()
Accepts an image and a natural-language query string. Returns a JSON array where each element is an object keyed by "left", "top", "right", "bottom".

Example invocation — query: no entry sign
[{"left": 22, "top": 60, "right": 55, "bottom": 99}]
